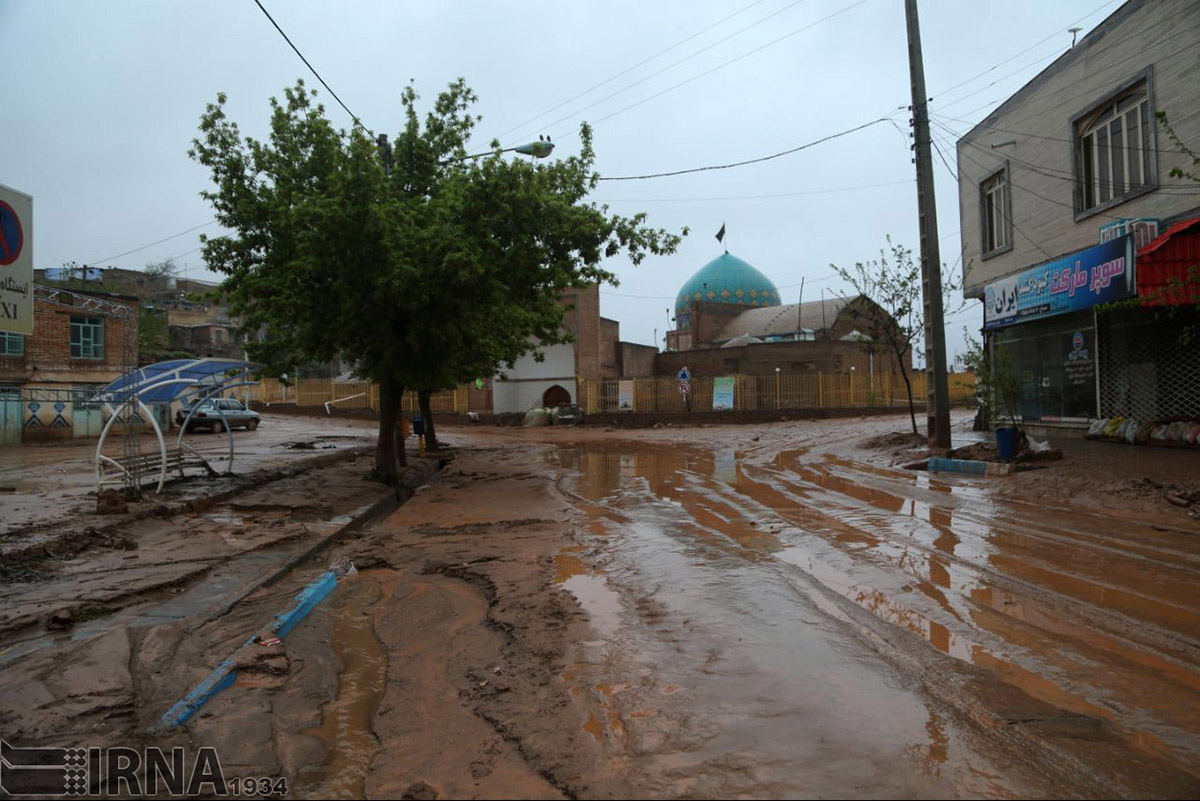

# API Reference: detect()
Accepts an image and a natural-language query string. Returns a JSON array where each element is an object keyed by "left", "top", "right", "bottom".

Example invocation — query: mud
[{"left": 3, "top": 411, "right": 1198, "bottom": 798}]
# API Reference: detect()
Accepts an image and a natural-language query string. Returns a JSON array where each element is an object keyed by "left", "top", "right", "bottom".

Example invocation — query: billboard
[
  {"left": 618, "top": 380, "right": 634, "bottom": 411},
  {"left": 0, "top": 184, "right": 33, "bottom": 335},
  {"left": 712, "top": 376, "right": 735, "bottom": 410},
  {"left": 984, "top": 235, "right": 1134, "bottom": 330}
]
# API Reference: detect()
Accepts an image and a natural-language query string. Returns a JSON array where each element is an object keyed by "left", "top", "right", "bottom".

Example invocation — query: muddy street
[{"left": 2, "top": 411, "right": 1198, "bottom": 799}]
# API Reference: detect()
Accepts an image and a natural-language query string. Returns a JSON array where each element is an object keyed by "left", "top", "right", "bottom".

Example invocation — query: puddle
[
  {"left": 296, "top": 571, "right": 393, "bottom": 799},
  {"left": 553, "top": 438, "right": 1200, "bottom": 785}
]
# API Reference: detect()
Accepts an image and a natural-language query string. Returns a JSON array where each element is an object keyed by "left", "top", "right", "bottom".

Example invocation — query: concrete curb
[{"left": 927, "top": 457, "right": 1014, "bottom": 476}]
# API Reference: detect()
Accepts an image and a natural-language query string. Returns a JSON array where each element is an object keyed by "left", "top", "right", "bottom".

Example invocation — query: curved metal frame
[
  {"left": 93, "top": 374, "right": 258, "bottom": 494},
  {"left": 94, "top": 396, "right": 169, "bottom": 493},
  {"left": 175, "top": 380, "right": 258, "bottom": 474}
]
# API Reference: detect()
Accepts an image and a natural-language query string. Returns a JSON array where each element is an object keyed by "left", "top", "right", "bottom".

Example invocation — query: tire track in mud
[
  {"left": 554, "top": 439, "right": 1200, "bottom": 797},
  {"left": 697, "top": 456, "right": 1200, "bottom": 776}
]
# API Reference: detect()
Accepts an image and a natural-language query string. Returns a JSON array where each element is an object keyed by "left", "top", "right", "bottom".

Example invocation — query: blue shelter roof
[{"left": 95, "top": 359, "right": 260, "bottom": 405}]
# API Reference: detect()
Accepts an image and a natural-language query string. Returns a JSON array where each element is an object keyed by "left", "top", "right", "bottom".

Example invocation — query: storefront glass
[{"left": 994, "top": 311, "right": 1097, "bottom": 422}]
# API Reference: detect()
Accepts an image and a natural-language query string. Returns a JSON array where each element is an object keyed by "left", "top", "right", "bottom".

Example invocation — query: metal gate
[
  {"left": 1097, "top": 306, "right": 1200, "bottom": 421},
  {"left": 0, "top": 389, "right": 20, "bottom": 445}
]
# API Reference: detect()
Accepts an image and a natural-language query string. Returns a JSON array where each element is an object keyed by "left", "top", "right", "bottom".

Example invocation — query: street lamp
[{"left": 442, "top": 137, "right": 555, "bottom": 164}]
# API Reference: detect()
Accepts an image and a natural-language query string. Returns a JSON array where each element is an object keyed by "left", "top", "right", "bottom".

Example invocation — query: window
[
  {"left": 980, "top": 165, "right": 1011, "bottom": 258},
  {"left": 1074, "top": 76, "right": 1155, "bottom": 215},
  {"left": 70, "top": 316, "right": 105, "bottom": 359},
  {"left": 0, "top": 332, "right": 24, "bottom": 356}
]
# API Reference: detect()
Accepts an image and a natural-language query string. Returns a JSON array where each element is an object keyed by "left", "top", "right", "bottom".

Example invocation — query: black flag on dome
[{"left": 715, "top": 223, "right": 726, "bottom": 244}]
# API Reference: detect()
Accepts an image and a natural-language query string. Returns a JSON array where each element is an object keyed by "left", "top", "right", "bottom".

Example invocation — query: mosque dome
[{"left": 674, "top": 252, "right": 782, "bottom": 316}]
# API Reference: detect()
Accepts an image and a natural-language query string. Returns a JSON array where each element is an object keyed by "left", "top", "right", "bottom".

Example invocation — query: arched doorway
[{"left": 542, "top": 384, "right": 571, "bottom": 409}]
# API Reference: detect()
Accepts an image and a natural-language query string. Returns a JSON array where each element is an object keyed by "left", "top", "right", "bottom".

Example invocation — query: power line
[
  {"left": 597, "top": 117, "right": 891, "bottom": 181},
  {"left": 593, "top": 178, "right": 912, "bottom": 202},
  {"left": 251, "top": 0, "right": 365, "bottom": 130},
  {"left": 545, "top": 0, "right": 870, "bottom": 142},
  {"left": 485, "top": 0, "right": 772, "bottom": 146},
  {"left": 931, "top": 109, "right": 1195, "bottom": 157},
  {"left": 86, "top": 221, "right": 217, "bottom": 267},
  {"left": 506, "top": 0, "right": 817, "bottom": 147},
  {"left": 932, "top": 0, "right": 1120, "bottom": 101}
]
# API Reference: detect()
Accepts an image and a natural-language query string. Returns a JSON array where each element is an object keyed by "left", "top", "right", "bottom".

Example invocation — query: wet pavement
[{"left": 530, "top": 420, "right": 1200, "bottom": 796}]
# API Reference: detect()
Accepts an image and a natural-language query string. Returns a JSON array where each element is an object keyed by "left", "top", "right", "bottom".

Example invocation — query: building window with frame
[
  {"left": 980, "top": 165, "right": 1011, "bottom": 258},
  {"left": 0, "top": 332, "right": 24, "bottom": 356},
  {"left": 70, "top": 316, "right": 105, "bottom": 359},
  {"left": 1074, "top": 76, "right": 1155, "bottom": 215}
]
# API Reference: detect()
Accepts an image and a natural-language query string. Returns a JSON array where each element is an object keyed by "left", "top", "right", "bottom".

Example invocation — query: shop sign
[{"left": 984, "top": 235, "right": 1134, "bottom": 329}]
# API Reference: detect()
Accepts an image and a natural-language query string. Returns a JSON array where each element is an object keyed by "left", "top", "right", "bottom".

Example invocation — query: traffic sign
[
  {"left": 0, "top": 200, "right": 23, "bottom": 266},
  {"left": 678, "top": 381, "right": 690, "bottom": 395},
  {"left": 678, "top": 367, "right": 690, "bottom": 382},
  {"left": 0, "top": 184, "right": 33, "bottom": 336}
]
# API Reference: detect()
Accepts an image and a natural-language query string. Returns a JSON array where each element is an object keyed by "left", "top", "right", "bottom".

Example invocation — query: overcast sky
[{"left": 3, "top": 0, "right": 1123, "bottom": 363}]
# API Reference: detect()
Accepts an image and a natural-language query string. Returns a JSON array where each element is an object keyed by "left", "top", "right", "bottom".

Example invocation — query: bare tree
[
  {"left": 832, "top": 237, "right": 961, "bottom": 434},
  {"left": 143, "top": 258, "right": 179, "bottom": 279}
]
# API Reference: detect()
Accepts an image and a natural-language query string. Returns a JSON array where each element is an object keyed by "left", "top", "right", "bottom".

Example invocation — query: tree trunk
[
  {"left": 418, "top": 389, "right": 439, "bottom": 451},
  {"left": 374, "top": 377, "right": 403, "bottom": 483},
  {"left": 898, "top": 363, "right": 918, "bottom": 436}
]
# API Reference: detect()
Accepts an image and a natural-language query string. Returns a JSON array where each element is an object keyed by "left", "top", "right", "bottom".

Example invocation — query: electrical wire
[
  {"left": 596, "top": 117, "right": 891, "bottom": 181},
  {"left": 932, "top": 0, "right": 1121, "bottom": 101},
  {"left": 542, "top": 0, "right": 870, "bottom": 143},
  {"left": 86, "top": 221, "right": 217, "bottom": 267},
  {"left": 485, "top": 0, "right": 772, "bottom": 146},
  {"left": 251, "top": 0, "right": 366, "bottom": 131},
  {"left": 593, "top": 179, "right": 913, "bottom": 202}
]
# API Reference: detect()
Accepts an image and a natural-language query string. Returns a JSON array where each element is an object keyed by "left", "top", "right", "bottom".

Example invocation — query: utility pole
[{"left": 904, "top": 0, "right": 951, "bottom": 449}]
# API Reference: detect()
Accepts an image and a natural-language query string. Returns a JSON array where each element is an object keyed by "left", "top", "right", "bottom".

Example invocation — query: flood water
[{"left": 549, "top": 440, "right": 1200, "bottom": 797}]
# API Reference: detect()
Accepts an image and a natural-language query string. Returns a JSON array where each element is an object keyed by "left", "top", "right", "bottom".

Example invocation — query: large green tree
[{"left": 191, "top": 79, "right": 682, "bottom": 480}]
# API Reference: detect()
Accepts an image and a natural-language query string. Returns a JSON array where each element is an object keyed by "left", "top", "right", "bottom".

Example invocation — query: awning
[
  {"left": 1136, "top": 216, "right": 1200, "bottom": 306},
  {"left": 93, "top": 358, "right": 260, "bottom": 404}
]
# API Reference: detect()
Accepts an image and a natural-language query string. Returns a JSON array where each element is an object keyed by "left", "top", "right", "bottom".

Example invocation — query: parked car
[
  {"left": 176, "top": 398, "right": 261, "bottom": 433},
  {"left": 550, "top": 404, "right": 584, "bottom": 426}
]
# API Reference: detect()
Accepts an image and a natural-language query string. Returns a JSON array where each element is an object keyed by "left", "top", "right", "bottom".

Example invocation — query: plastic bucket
[{"left": 995, "top": 426, "right": 1018, "bottom": 461}]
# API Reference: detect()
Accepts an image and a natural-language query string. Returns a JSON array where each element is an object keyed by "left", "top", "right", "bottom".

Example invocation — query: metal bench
[{"left": 97, "top": 446, "right": 217, "bottom": 490}]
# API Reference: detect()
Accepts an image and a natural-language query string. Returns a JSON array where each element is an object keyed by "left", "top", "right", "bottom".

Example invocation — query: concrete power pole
[{"left": 904, "top": 0, "right": 952, "bottom": 449}]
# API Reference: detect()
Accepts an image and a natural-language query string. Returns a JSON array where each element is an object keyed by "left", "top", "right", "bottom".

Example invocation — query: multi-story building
[
  {"left": 956, "top": 0, "right": 1200, "bottom": 436},
  {"left": 0, "top": 285, "right": 139, "bottom": 442}
]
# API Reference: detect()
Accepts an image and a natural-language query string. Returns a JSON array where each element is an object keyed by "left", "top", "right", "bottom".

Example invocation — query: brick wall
[{"left": 0, "top": 296, "right": 137, "bottom": 385}]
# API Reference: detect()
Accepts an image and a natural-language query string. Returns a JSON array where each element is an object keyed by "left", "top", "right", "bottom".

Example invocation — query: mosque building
[{"left": 489, "top": 247, "right": 909, "bottom": 413}]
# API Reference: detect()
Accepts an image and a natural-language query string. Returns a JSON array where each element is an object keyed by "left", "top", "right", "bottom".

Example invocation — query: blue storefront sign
[{"left": 984, "top": 235, "right": 1135, "bottom": 329}]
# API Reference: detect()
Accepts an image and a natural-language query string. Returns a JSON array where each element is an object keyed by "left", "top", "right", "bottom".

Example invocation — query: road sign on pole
[
  {"left": 678, "top": 367, "right": 691, "bottom": 382},
  {"left": 0, "top": 184, "right": 33, "bottom": 336}
]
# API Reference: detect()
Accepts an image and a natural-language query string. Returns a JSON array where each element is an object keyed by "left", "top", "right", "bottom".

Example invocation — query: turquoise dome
[{"left": 674, "top": 252, "right": 782, "bottom": 316}]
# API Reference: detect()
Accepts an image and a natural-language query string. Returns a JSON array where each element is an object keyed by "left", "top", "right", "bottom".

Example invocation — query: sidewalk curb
[{"left": 927, "top": 456, "right": 1014, "bottom": 476}]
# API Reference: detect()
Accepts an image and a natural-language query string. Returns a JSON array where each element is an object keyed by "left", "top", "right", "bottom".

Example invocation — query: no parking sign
[{"left": 0, "top": 184, "right": 33, "bottom": 335}]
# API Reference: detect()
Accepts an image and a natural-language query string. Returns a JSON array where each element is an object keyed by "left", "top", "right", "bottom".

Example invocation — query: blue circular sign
[
  {"left": 0, "top": 200, "right": 24, "bottom": 267},
  {"left": 678, "top": 367, "right": 690, "bottom": 382}
]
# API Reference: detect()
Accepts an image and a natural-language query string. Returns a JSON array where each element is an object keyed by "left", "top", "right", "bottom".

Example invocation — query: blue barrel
[
  {"left": 995, "top": 426, "right": 1018, "bottom": 461},
  {"left": 412, "top": 415, "right": 425, "bottom": 436}
]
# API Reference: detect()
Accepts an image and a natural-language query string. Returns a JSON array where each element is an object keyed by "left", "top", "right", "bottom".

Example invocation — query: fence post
[{"left": 818, "top": 373, "right": 824, "bottom": 408}]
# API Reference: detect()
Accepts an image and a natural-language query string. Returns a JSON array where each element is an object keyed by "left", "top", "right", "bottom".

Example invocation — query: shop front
[{"left": 983, "top": 235, "right": 1135, "bottom": 427}]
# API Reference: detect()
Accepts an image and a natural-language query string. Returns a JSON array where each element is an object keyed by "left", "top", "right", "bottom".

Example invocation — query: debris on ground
[
  {"left": 862, "top": 431, "right": 927, "bottom": 450},
  {"left": 95, "top": 489, "right": 128, "bottom": 515}
]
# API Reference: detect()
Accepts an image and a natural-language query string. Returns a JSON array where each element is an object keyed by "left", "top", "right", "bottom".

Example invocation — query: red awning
[{"left": 1136, "top": 216, "right": 1200, "bottom": 306}]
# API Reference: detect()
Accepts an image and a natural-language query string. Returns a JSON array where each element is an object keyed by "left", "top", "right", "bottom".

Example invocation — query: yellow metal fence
[{"left": 248, "top": 372, "right": 973, "bottom": 416}]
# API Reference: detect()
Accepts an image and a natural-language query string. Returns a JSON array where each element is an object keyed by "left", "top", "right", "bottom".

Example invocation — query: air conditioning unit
[{"left": 1099, "top": 218, "right": 1160, "bottom": 250}]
